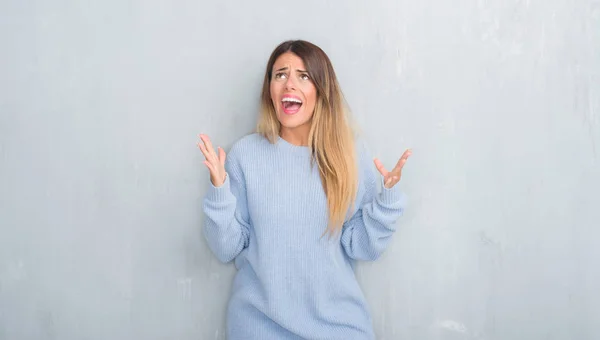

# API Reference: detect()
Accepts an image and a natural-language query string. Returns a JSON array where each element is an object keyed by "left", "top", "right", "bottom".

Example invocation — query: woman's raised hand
[
  {"left": 373, "top": 149, "right": 412, "bottom": 189},
  {"left": 198, "top": 134, "right": 227, "bottom": 187}
]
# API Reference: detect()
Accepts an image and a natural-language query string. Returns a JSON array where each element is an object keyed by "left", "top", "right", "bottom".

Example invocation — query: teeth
[{"left": 282, "top": 97, "right": 302, "bottom": 104}]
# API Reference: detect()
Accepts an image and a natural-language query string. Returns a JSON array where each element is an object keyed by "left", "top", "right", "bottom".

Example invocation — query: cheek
[
  {"left": 269, "top": 86, "right": 278, "bottom": 107},
  {"left": 306, "top": 89, "right": 317, "bottom": 111}
]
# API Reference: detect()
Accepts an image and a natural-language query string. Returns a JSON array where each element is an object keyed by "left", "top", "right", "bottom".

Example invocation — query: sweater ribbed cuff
[
  {"left": 379, "top": 176, "right": 407, "bottom": 206},
  {"left": 205, "top": 173, "right": 232, "bottom": 202}
]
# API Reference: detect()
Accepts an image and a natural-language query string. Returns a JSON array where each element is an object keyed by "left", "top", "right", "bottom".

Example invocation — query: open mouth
[{"left": 282, "top": 97, "right": 303, "bottom": 114}]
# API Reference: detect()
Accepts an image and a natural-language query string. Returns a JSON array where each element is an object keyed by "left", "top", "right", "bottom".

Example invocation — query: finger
[
  {"left": 200, "top": 143, "right": 220, "bottom": 170},
  {"left": 203, "top": 160, "right": 216, "bottom": 174},
  {"left": 385, "top": 175, "right": 400, "bottom": 188},
  {"left": 392, "top": 159, "right": 406, "bottom": 174},
  {"left": 393, "top": 149, "right": 412, "bottom": 172},
  {"left": 199, "top": 134, "right": 217, "bottom": 159},
  {"left": 198, "top": 142, "right": 210, "bottom": 159},
  {"left": 218, "top": 147, "right": 226, "bottom": 167},
  {"left": 198, "top": 142, "right": 214, "bottom": 162},
  {"left": 373, "top": 158, "right": 389, "bottom": 177}
]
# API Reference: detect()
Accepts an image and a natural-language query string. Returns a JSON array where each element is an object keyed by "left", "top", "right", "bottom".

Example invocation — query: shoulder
[
  {"left": 227, "top": 133, "right": 270, "bottom": 158},
  {"left": 225, "top": 133, "right": 271, "bottom": 172}
]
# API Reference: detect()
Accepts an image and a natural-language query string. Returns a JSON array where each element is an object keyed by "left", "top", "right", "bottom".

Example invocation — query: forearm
[
  {"left": 341, "top": 180, "right": 407, "bottom": 261},
  {"left": 203, "top": 175, "right": 250, "bottom": 263}
]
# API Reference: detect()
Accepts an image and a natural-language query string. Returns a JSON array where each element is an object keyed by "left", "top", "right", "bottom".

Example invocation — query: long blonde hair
[{"left": 257, "top": 40, "right": 358, "bottom": 236}]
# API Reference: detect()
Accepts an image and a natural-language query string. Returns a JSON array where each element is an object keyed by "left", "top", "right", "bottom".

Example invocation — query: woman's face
[{"left": 269, "top": 52, "right": 317, "bottom": 138}]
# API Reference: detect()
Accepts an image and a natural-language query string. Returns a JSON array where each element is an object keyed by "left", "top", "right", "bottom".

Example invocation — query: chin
[{"left": 278, "top": 114, "right": 307, "bottom": 127}]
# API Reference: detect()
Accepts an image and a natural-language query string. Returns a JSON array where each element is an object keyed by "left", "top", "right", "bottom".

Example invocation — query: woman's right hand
[{"left": 198, "top": 134, "right": 227, "bottom": 187}]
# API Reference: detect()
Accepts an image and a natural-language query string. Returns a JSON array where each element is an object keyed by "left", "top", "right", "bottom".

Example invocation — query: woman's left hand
[{"left": 374, "top": 149, "right": 412, "bottom": 188}]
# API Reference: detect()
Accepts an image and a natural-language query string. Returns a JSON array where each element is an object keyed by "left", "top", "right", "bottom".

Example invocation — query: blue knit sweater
[{"left": 203, "top": 133, "right": 407, "bottom": 339}]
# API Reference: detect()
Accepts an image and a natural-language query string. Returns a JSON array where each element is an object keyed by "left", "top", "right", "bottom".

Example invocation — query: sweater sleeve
[
  {"left": 202, "top": 150, "right": 251, "bottom": 263},
  {"left": 340, "top": 142, "right": 407, "bottom": 261}
]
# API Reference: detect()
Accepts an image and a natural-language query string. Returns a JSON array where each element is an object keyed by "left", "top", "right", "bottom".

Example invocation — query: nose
[{"left": 285, "top": 75, "right": 296, "bottom": 90}]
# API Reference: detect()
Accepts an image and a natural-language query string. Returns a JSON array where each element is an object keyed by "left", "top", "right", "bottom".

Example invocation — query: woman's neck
[{"left": 279, "top": 126, "right": 310, "bottom": 146}]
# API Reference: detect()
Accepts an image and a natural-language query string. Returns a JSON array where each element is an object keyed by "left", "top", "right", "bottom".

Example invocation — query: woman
[{"left": 198, "top": 40, "right": 411, "bottom": 340}]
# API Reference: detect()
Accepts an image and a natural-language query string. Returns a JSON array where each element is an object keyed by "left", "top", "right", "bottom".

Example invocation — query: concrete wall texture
[{"left": 1, "top": 0, "right": 599, "bottom": 339}]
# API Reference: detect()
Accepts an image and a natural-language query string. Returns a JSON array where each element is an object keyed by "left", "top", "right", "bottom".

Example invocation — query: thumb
[
  {"left": 384, "top": 176, "right": 393, "bottom": 188},
  {"left": 218, "top": 147, "right": 226, "bottom": 167}
]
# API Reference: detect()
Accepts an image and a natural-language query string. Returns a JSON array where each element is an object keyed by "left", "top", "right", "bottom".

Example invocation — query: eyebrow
[{"left": 274, "top": 67, "right": 308, "bottom": 73}]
